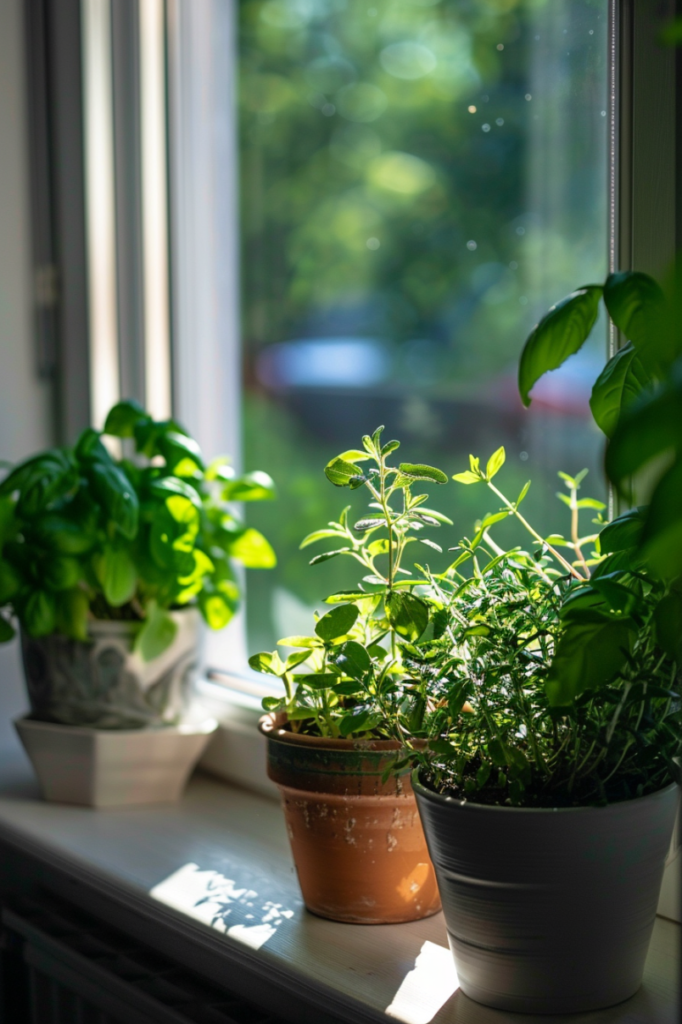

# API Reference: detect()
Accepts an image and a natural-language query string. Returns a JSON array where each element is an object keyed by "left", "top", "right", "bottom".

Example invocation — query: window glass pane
[{"left": 239, "top": 0, "right": 608, "bottom": 654}]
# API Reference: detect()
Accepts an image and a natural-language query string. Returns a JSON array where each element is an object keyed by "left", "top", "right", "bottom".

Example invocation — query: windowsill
[{"left": 0, "top": 744, "right": 678, "bottom": 1024}]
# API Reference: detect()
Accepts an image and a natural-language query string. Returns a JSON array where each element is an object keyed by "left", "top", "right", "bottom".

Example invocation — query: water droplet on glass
[
  {"left": 496, "top": 43, "right": 504, "bottom": 51},
  {"left": 466, "top": 240, "right": 477, "bottom": 251},
  {"left": 600, "top": 110, "right": 606, "bottom": 117},
  {"left": 496, "top": 118, "right": 504, "bottom": 126},
  {"left": 482, "top": 123, "right": 491, "bottom": 132},
  {"left": 520, "top": 451, "right": 529, "bottom": 461},
  {"left": 468, "top": 105, "right": 477, "bottom": 113},
  {"left": 366, "top": 237, "right": 380, "bottom": 250}
]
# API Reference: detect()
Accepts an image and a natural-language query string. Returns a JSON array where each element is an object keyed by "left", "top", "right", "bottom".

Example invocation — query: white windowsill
[{"left": 0, "top": 740, "right": 679, "bottom": 1024}]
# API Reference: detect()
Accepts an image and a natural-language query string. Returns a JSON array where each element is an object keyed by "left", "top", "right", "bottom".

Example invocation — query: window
[{"left": 237, "top": 0, "right": 609, "bottom": 657}]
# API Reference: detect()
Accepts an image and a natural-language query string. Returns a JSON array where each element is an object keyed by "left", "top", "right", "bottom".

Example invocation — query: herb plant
[
  {"left": 0, "top": 400, "right": 276, "bottom": 660},
  {"left": 406, "top": 449, "right": 681, "bottom": 806},
  {"left": 249, "top": 426, "right": 452, "bottom": 739}
]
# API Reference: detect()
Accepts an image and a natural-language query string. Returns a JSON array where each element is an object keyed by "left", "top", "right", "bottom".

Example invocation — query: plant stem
[{"left": 486, "top": 480, "right": 585, "bottom": 580}]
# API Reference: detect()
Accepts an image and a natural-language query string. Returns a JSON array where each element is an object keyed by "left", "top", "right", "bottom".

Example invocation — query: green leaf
[
  {"left": 1, "top": 449, "right": 78, "bottom": 517},
  {"left": 0, "top": 560, "right": 20, "bottom": 603},
  {"left": 227, "top": 528, "right": 277, "bottom": 569},
  {"left": 516, "top": 481, "right": 531, "bottom": 506},
  {"left": 546, "top": 620, "right": 632, "bottom": 706},
  {"left": 0, "top": 614, "right": 15, "bottom": 643},
  {"left": 336, "top": 449, "right": 371, "bottom": 463},
  {"left": 150, "top": 476, "right": 201, "bottom": 509},
  {"left": 222, "top": 470, "right": 276, "bottom": 502},
  {"left": 419, "top": 538, "right": 442, "bottom": 552},
  {"left": 640, "top": 460, "right": 682, "bottom": 576},
  {"left": 55, "top": 588, "right": 89, "bottom": 641},
  {"left": 518, "top": 285, "right": 603, "bottom": 406},
  {"left": 23, "top": 590, "right": 56, "bottom": 637},
  {"left": 309, "top": 547, "right": 351, "bottom": 565},
  {"left": 249, "top": 651, "right": 283, "bottom": 675},
  {"left": 381, "top": 440, "right": 400, "bottom": 455},
  {"left": 653, "top": 592, "right": 682, "bottom": 662},
  {"left": 35, "top": 514, "right": 95, "bottom": 554},
  {"left": 102, "top": 547, "right": 137, "bottom": 607},
  {"left": 589, "top": 344, "right": 651, "bottom": 438},
  {"left": 416, "top": 507, "right": 453, "bottom": 525},
  {"left": 452, "top": 471, "right": 481, "bottom": 484},
  {"left": 277, "top": 635, "right": 324, "bottom": 648},
  {"left": 315, "top": 603, "right": 359, "bottom": 641},
  {"left": 199, "top": 592, "right": 235, "bottom": 631},
  {"left": 605, "top": 383, "right": 682, "bottom": 487},
  {"left": 44, "top": 556, "right": 81, "bottom": 592},
  {"left": 339, "top": 709, "right": 381, "bottom": 737},
  {"left": 158, "top": 431, "right": 204, "bottom": 475},
  {"left": 485, "top": 447, "right": 506, "bottom": 480},
  {"left": 334, "top": 640, "right": 371, "bottom": 680},
  {"left": 103, "top": 400, "right": 149, "bottom": 438},
  {"left": 603, "top": 272, "right": 669, "bottom": 369},
  {"left": 285, "top": 650, "right": 311, "bottom": 671},
  {"left": 324, "top": 457, "right": 363, "bottom": 487},
  {"left": 296, "top": 673, "right": 340, "bottom": 690},
  {"left": 88, "top": 461, "right": 139, "bottom": 539},
  {"left": 480, "top": 511, "right": 510, "bottom": 529},
  {"left": 354, "top": 517, "right": 384, "bottom": 532},
  {"left": 598, "top": 507, "right": 647, "bottom": 553},
  {"left": 323, "top": 590, "right": 369, "bottom": 603},
  {"left": 299, "top": 529, "right": 344, "bottom": 549},
  {"left": 385, "top": 591, "right": 429, "bottom": 641},
  {"left": 135, "top": 602, "right": 178, "bottom": 661},
  {"left": 397, "top": 463, "right": 448, "bottom": 484}
]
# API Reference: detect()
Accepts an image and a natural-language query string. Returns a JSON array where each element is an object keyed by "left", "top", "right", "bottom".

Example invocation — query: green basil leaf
[
  {"left": 199, "top": 592, "right": 235, "bottom": 631},
  {"left": 227, "top": 527, "right": 277, "bottom": 568},
  {"left": 603, "top": 272, "right": 670, "bottom": 369},
  {"left": 135, "top": 601, "right": 178, "bottom": 661},
  {"left": 158, "top": 431, "right": 204, "bottom": 473},
  {"left": 589, "top": 343, "right": 651, "bottom": 438},
  {"left": 640, "top": 460, "right": 682, "bottom": 576},
  {"left": 3, "top": 450, "right": 78, "bottom": 517},
  {"left": 102, "top": 546, "right": 137, "bottom": 607},
  {"left": 599, "top": 507, "right": 647, "bottom": 554},
  {"left": 546, "top": 620, "right": 632, "bottom": 706},
  {"left": 315, "top": 603, "right": 359, "bottom": 641},
  {"left": 55, "top": 588, "right": 89, "bottom": 642},
  {"left": 44, "top": 556, "right": 81, "bottom": 592},
  {"left": 35, "top": 513, "right": 95, "bottom": 554},
  {"left": 88, "top": 461, "right": 139, "bottom": 539},
  {"left": 103, "top": 400, "right": 149, "bottom": 438},
  {"left": 518, "top": 285, "right": 603, "bottom": 406},
  {"left": 605, "top": 382, "right": 682, "bottom": 486},
  {"left": 0, "top": 559, "right": 21, "bottom": 603},
  {"left": 249, "top": 651, "right": 284, "bottom": 675},
  {"left": 222, "top": 470, "right": 276, "bottom": 502},
  {"left": 23, "top": 590, "right": 56, "bottom": 637}
]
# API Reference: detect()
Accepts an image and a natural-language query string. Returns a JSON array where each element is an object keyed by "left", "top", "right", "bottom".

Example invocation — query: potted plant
[
  {"left": 250, "top": 427, "right": 449, "bottom": 923},
  {"left": 401, "top": 271, "right": 681, "bottom": 1013},
  {"left": 0, "top": 399, "right": 276, "bottom": 806}
]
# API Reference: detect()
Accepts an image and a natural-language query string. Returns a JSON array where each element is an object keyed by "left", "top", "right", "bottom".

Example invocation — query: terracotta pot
[{"left": 258, "top": 713, "right": 441, "bottom": 924}]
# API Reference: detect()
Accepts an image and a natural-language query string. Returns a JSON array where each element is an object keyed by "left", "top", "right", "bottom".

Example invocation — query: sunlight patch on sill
[
  {"left": 385, "top": 940, "right": 459, "bottom": 1024},
  {"left": 150, "top": 863, "right": 295, "bottom": 951}
]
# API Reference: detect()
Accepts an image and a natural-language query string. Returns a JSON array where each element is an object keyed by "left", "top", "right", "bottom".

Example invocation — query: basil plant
[
  {"left": 0, "top": 400, "right": 276, "bottom": 660},
  {"left": 249, "top": 426, "right": 451, "bottom": 739}
]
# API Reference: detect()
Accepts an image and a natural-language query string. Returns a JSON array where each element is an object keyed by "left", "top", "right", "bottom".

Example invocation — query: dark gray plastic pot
[{"left": 413, "top": 773, "right": 679, "bottom": 1014}]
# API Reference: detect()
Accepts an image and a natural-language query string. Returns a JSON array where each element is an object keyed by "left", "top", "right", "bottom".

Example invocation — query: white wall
[{"left": 0, "top": 0, "right": 55, "bottom": 752}]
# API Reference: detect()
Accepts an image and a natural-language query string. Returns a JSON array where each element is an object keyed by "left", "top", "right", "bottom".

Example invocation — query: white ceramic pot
[
  {"left": 21, "top": 608, "right": 201, "bottom": 729},
  {"left": 14, "top": 715, "right": 217, "bottom": 807}
]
